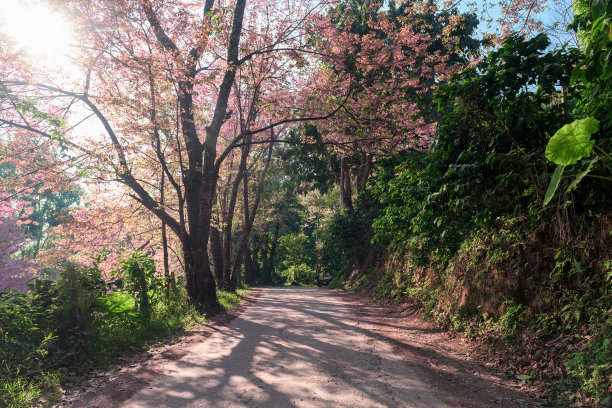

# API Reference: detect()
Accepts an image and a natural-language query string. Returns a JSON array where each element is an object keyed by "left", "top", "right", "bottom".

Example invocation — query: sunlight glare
[{"left": 0, "top": 0, "right": 74, "bottom": 65}]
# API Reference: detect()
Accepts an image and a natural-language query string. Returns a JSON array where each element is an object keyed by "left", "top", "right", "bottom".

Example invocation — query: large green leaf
[
  {"left": 545, "top": 117, "right": 599, "bottom": 165},
  {"left": 543, "top": 164, "right": 566, "bottom": 206}
]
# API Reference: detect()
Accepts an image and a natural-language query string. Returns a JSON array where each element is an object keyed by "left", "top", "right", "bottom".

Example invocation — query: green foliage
[
  {"left": 372, "top": 34, "right": 580, "bottom": 261},
  {"left": 276, "top": 233, "right": 318, "bottom": 285},
  {"left": 544, "top": 0, "right": 612, "bottom": 205},
  {"left": 543, "top": 117, "right": 603, "bottom": 205},
  {"left": 497, "top": 300, "right": 525, "bottom": 340},
  {"left": 0, "top": 371, "right": 61, "bottom": 408},
  {"left": 84, "top": 289, "right": 196, "bottom": 364},
  {"left": 546, "top": 117, "right": 599, "bottom": 165},
  {"left": 216, "top": 288, "right": 249, "bottom": 310},
  {"left": 536, "top": 314, "right": 562, "bottom": 336},
  {"left": 543, "top": 164, "right": 567, "bottom": 206},
  {"left": 113, "top": 252, "right": 164, "bottom": 318},
  {"left": 277, "top": 232, "right": 311, "bottom": 269},
  {"left": 320, "top": 193, "right": 381, "bottom": 278},
  {"left": 543, "top": 0, "right": 612, "bottom": 206},
  {"left": 0, "top": 251, "right": 232, "bottom": 408},
  {"left": 280, "top": 126, "right": 335, "bottom": 195},
  {"left": 371, "top": 152, "right": 429, "bottom": 247},
  {"left": 281, "top": 264, "right": 316, "bottom": 286},
  {"left": 566, "top": 334, "right": 612, "bottom": 403},
  {"left": 0, "top": 288, "right": 58, "bottom": 378},
  {"left": 555, "top": 271, "right": 612, "bottom": 404},
  {"left": 572, "top": 0, "right": 612, "bottom": 132}
]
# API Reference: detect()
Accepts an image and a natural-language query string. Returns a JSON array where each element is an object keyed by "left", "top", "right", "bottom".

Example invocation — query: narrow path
[{"left": 122, "top": 287, "right": 447, "bottom": 408}]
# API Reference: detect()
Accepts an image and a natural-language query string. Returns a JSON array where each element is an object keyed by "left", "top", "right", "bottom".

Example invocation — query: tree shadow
[{"left": 122, "top": 287, "right": 534, "bottom": 408}]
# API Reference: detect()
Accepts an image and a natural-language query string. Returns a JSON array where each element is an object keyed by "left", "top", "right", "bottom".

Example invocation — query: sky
[
  {"left": 0, "top": 0, "right": 75, "bottom": 67},
  {"left": 0, "top": 0, "right": 578, "bottom": 67}
]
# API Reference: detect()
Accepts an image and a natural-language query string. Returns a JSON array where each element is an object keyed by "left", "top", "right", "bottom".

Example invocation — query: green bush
[
  {"left": 566, "top": 335, "right": 612, "bottom": 404},
  {"left": 217, "top": 288, "right": 249, "bottom": 310},
  {"left": 371, "top": 34, "right": 580, "bottom": 264},
  {"left": 0, "top": 253, "right": 206, "bottom": 408},
  {"left": 280, "top": 263, "right": 316, "bottom": 286}
]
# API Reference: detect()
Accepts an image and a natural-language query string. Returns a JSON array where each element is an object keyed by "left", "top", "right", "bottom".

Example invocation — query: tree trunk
[
  {"left": 230, "top": 139, "right": 273, "bottom": 290},
  {"left": 355, "top": 153, "right": 371, "bottom": 194},
  {"left": 182, "top": 0, "right": 246, "bottom": 307},
  {"left": 33, "top": 234, "right": 42, "bottom": 258},
  {"left": 91, "top": 0, "right": 246, "bottom": 309},
  {"left": 264, "top": 222, "right": 280, "bottom": 284},
  {"left": 250, "top": 232, "right": 263, "bottom": 282},
  {"left": 339, "top": 156, "right": 354, "bottom": 211},
  {"left": 321, "top": 141, "right": 354, "bottom": 211},
  {"left": 183, "top": 237, "right": 218, "bottom": 311},
  {"left": 221, "top": 145, "right": 248, "bottom": 290},
  {"left": 136, "top": 260, "right": 151, "bottom": 318},
  {"left": 244, "top": 242, "right": 255, "bottom": 285},
  {"left": 260, "top": 232, "right": 269, "bottom": 283},
  {"left": 160, "top": 171, "right": 176, "bottom": 297},
  {"left": 242, "top": 149, "right": 252, "bottom": 285},
  {"left": 210, "top": 226, "right": 224, "bottom": 285},
  {"left": 66, "top": 263, "right": 80, "bottom": 328}
]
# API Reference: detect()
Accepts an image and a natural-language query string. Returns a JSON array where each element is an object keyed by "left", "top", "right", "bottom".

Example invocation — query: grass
[
  {"left": 84, "top": 287, "right": 252, "bottom": 367},
  {"left": 217, "top": 288, "right": 250, "bottom": 310},
  {"left": 1, "top": 286, "right": 251, "bottom": 408},
  {"left": 0, "top": 371, "right": 61, "bottom": 408}
]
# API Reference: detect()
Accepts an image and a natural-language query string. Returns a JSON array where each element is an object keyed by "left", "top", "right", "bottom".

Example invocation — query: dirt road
[{"left": 121, "top": 287, "right": 448, "bottom": 408}]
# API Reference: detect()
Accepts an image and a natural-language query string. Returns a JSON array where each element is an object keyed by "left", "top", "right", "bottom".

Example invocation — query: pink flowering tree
[
  {"left": 0, "top": 78, "right": 79, "bottom": 285},
  {"left": 300, "top": 0, "right": 482, "bottom": 209},
  {"left": 0, "top": 0, "right": 348, "bottom": 308},
  {"left": 44, "top": 196, "right": 184, "bottom": 282}
]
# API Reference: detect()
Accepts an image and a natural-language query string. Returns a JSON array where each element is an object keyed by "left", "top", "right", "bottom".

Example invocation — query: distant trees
[{"left": 0, "top": 217, "right": 31, "bottom": 290}]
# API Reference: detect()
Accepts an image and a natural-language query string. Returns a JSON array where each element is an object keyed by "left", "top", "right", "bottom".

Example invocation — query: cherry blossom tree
[
  {"left": 0, "top": 80, "right": 79, "bottom": 285},
  {"left": 0, "top": 0, "right": 343, "bottom": 308},
  {"left": 299, "top": 0, "right": 481, "bottom": 210}
]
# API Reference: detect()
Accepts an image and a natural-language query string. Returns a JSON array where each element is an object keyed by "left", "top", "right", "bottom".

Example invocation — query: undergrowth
[
  {"left": 346, "top": 216, "right": 612, "bottom": 406},
  {"left": 0, "top": 256, "right": 250, "bottom": 408}
]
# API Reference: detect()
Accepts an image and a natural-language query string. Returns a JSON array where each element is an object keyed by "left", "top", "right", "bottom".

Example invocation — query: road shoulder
[
  {"left": 337, "top": 290, "right": 540, "bottom": 408},
  {"left": 56, "top": 289, "right": 261, "bottom": 408}
]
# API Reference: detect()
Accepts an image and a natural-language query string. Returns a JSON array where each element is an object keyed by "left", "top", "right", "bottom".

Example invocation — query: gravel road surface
[{"left": 121, "top": 287, "right": 448, "bottom": 408}]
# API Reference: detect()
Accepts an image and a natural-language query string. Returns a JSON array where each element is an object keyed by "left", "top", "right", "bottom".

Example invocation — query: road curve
[{"left": 121, "top": 287, "right": 448, "bottom": 408}]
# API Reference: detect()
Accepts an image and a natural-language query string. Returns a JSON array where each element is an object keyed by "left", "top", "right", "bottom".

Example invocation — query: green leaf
[
  {"left": 543, "top": 165, "right": 566, "bottom": 207},
  {"left": 570, "top": 67, "right": 585, "bottom": 85},
  {"left": 592, "top": 0, "right": 604, "bottom": 20},
  {"left": 567, "top": 157, "right": 598, "bottom": 193},
  {"left": 516, "top": 374, "right": 532, "bottom": 381},
  {"left": 545, "top": 117, "right": 599, "bottom": 165}
]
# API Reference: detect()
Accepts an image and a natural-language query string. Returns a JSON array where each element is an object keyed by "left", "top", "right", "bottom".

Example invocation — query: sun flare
[{"left": 0, "top": 0, "right": 74, "bottom": 65}]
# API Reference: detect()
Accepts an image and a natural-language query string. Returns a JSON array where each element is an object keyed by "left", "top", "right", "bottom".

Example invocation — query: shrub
[{"left": 280, "top": 263, "right": 316, "bottom": 286}]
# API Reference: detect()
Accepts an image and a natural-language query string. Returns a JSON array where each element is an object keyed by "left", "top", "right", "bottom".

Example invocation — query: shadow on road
[{"left": 122, "top": 287, "right": 534, "bottom": 408}]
